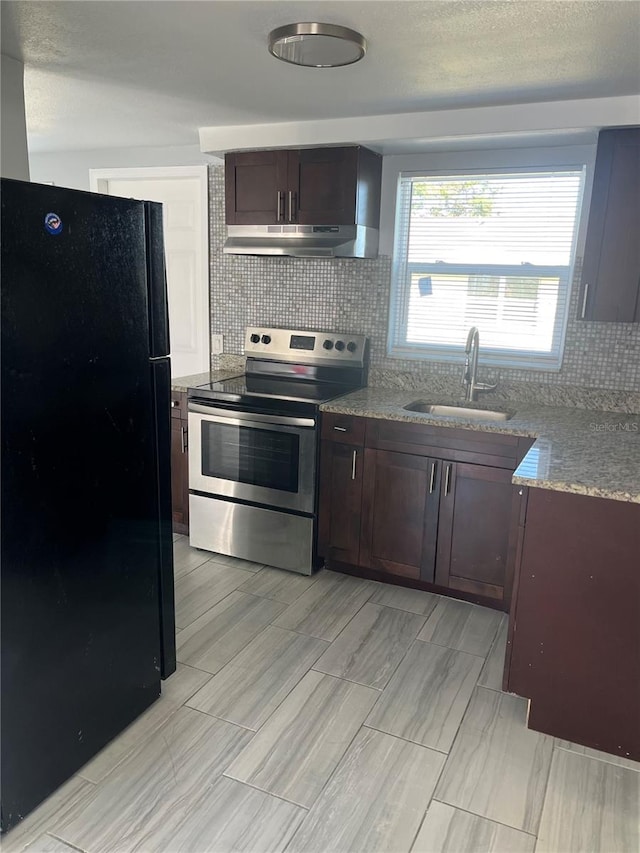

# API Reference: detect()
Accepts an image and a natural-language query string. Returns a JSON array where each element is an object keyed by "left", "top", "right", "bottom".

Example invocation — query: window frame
[{"left": 387, "top": 162, "right": 587, "bottom": 371}]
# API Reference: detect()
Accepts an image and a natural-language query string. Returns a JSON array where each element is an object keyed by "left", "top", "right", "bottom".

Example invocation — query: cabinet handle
[
  {"left": 429, "top": 461, "right": 437, "bottom": 493},
  {"left": 444, "top": 463, "right": 452, "bottom": 496},
  {"left": 181, "top": 425, "right": 187, "bottom": 454},
  {"left": 333, "top": 425, "right": 348, "bottom": 432},
  {"left": 171, "top": 400, "right": 179, "bottom": 408},
  {"left": 277, "top": 191, "right": 284, "bottom": 222},
  {"left": 581, "top": 282, "right": 589, "bottom": 319},
  {"left": 288, "top": 190, "right": 297, "bottom": 222},
  {"left": 351, "top": 449, "right": 357, "bottom": 480}
]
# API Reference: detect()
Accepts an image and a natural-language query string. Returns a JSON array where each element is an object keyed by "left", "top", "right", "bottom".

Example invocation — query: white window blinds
[{"left": 388, "top": 168, "right": 585, "bottom": 369}]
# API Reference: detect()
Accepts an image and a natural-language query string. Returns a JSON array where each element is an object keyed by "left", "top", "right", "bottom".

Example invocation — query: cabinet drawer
[
  {"left": 321, "top": 413, "right": 366, "bottom": 446},
  {"left": 170, "top": 391, "right": 187, "bottom": 419},
  {"left": 366, "top": 418, "right": 522, "bottom": 469}
]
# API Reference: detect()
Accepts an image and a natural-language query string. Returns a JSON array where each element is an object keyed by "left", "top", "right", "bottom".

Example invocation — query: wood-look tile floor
[{"left": 6, "top": 536, "right": 639, "bottom": 853}]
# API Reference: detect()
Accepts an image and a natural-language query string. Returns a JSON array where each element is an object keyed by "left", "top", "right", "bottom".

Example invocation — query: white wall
[
  {"left": 1, "top": 54, "right": 30, "bottom": 181},
  {"left": 29, "top": 144, "right": 221, "bottom": 190}
]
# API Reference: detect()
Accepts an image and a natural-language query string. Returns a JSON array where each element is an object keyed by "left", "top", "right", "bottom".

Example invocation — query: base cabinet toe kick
[{"left": 318, "top": 413, "right": 640, "bottom": 763}]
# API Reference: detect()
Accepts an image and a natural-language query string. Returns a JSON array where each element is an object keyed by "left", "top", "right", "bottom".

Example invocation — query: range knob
[
  {"left": 323, "top": 339, "right": 334, "bottom": 350},
  {"left": 261, "top": 334, "right": 272, "bottom": 345},
  {"left": 334, "top": 340, "right": 345, "bottom": 352},
  {"left": 250, "top": 333, "right": 260, "bottom": 344},
  {"left": 347, "top": 341, "right": 357, "bottom": 353}
]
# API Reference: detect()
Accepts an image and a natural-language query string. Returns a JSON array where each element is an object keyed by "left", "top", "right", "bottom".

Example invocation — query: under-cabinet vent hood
[{"left": 223, "top": 224, "right": 379, "bottom": 258}]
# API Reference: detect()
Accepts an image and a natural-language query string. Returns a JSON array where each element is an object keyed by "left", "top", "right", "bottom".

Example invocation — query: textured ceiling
[{"left": 2, "top": 0, "right": 639, "bottom": 153}]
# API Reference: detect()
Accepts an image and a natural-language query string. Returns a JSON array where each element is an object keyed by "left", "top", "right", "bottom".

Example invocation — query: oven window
[{"left": 201, "top": 422, "right": 300, "bottom": 493}]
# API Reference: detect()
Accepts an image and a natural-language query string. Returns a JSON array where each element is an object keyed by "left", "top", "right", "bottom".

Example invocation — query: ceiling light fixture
[{"left": 268, "top": 22, "right": 367, "bottom": 68}]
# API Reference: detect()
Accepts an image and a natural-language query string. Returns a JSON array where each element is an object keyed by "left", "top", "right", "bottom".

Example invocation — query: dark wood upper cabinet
[
  {"left": 359, "top": 449, "right": 440, "bottom": 582},
  {"left": 435, "top": 462, "right": 522, "bottom": 604},
  {"left": 225, "top": 146, "right": 381, "bottom": 227},
  {"left": 580, "top": 127, "right": 640, "bottom": 322},
  {"left": 225, "top": 150, "right": 289, "bottom": 225}
]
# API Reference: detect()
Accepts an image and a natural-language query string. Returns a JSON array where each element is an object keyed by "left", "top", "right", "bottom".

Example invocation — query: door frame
[{"left": 89, "top": 165, "right": 210, "bottom": 376}]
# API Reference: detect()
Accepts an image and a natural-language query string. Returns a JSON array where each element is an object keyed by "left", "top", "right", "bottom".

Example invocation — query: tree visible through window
[{"left": 388, "top": 169, "right": 585, "bottom": 369}]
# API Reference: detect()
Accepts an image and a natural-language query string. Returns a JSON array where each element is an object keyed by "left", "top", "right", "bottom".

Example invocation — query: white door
[{"left": 89, "top": 166, "right": 210, "bottom": 378}]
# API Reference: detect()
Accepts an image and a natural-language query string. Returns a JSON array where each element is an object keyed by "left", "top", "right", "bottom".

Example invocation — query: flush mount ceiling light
[{"left": 268, "top": 23, "right": 367, "bottom": 68}]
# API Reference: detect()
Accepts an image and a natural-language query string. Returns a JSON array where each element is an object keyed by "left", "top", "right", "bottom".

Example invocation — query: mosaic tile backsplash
[{"left": 208, "top": 166, "right": 640, "bottom": 411}]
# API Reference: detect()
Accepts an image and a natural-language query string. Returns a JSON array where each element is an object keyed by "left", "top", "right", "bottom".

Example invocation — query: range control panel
[{"left": 244, "top": 327, "right": 368, "bottom": 366}]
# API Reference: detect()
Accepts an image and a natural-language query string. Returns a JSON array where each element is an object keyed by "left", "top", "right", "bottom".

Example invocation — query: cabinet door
[
  {"left": 171, "top": 416, "right": 189, "bottom": 534},
  {"left": 225, "top": 151, "right": 289, "bottom": 225},
  {"left": 291, "top": 147, "right": 358, "bottom": 225},
  {"left": 435, "top": 462, "right": 519, "bottom": 604},
  {"left": 318, "top": 440, "right": 363, "bottom": 565},
  {"left": 580, "top": 128, "right": 640, "bottom": 322},
  {"left": 360, "top": 449, "right": 440, "bottom": 581}
]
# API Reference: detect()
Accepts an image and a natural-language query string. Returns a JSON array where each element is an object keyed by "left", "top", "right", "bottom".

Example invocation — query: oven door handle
[{"left": 188, "top": 402, "right": 316, "bottom": 429}]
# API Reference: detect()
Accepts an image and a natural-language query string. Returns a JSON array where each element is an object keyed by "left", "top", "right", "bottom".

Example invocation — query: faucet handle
[{"left": 475, "top": 381, "right": 498, "bottom": 393}]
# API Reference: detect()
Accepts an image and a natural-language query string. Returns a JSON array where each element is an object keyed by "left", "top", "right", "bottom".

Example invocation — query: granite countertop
[
  {"left": 320, "top": 387, "right": 640, "bottom": 504},
  {"left": 171, "top": 369, "right": 243, "bottom": 393}
]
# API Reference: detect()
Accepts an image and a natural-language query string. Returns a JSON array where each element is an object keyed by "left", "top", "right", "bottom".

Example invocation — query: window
[{"left": 388, "top": 168, "right": 585, "bottom": 369}]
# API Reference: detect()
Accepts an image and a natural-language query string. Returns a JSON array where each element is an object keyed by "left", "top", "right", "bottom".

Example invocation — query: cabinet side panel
[{"left": 509, "top": 487, "right": 640, "bottom": 760}]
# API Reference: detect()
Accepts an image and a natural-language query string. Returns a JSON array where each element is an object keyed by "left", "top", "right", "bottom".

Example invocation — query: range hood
[{"left": 223, "top": 224, "right": 379, "bottom": 258}]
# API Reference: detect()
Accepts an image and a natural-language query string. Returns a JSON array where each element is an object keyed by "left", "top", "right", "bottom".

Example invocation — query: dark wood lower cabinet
[
  {"left": 507, "top": 487, "right": 640, "bottom": 761},
  {"left": 360, "top": 449, "right": 440, "bottom": 581},
  {"left": 318, "top": 440, "right": 363, "bottom": 565},
  {"left": 318, "top": 414, "right": 525, "bottom": 611},
  {"left": 435, "top": 462, "right": 521, "bottom": 603},
  {"left": 170, "top": 392, "right": 189, "bottom": 535}
]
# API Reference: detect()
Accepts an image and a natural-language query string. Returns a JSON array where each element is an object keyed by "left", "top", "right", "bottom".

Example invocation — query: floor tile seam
[
  {"left": 460, "top": 686, "right": 554, "bottom": 839},
  {"left": 367, "top": 639, "right": 485, "bottom": 749},
  {"left": 181, "top": 619, "right": 330, "bottom": 695},
  {"left": 371, "top": 598, "right": 440, "bottom": 619},
  {"left": 309, "top": 608, "right": 429, "bottom": 698},
  {"left": 429, "top": 800, "right": 538, "bottom": 838},
  {"left": 360, "top": 723, "right": 450, "bottom": 756},
  {"left": 309, "top": 666, "right": 384, "bottom": 692},
  {"left": 237, "top": 573, "right": 323, "bottom": 608},
  {"left": 218, "top": 774, "right": 311, "bottom": 812},
  {"left": 205, "top": 557, "right": 266, "bottom": 573},
  {"left": 191, "top": 643, "right": 335, "bottom": 736},
  {"left": 478, "top": 624, "right": 507, "bottom": 684},
  {"left": 46, "top": 831, "right": 90, "bottom": 853},
  {"left": 419, "top": 606, "right": 503, "bottom": 657},
  {"left": 414, "top": 634, "right": 488, "bottom": 660},
  {"left": 174, "top": 587, "right": 245, "bottom": 631},
  {"left": 77, "top": 682, "right": 221, "bottom": 786},
  {"left": 526, "top": 722, "right": 557, "bottom": 838},
  {"left": 287, "top": 580, "right": 378, "bottom": 645},
  {"left": 181, "top": 703, "right": 259, "bottom": 733},
  {"left": 176, "top": 587, "right": 285, "bottom": 634},
  {"left": 553, "top": 744, "right": 640, "bottom": 773},
  {"left": 289, "top": 720, "right": 375, "bottom": 820},
  {"left": 173, "top": 555, "right": 211, "bottom": 578}
]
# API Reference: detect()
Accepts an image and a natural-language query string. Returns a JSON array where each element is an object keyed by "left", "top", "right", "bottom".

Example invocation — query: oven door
[{"left": 188, "top": 403, "right": 317, "bottom": 514}]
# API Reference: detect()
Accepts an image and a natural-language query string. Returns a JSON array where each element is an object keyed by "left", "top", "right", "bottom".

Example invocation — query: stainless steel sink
[{"left": 403, "top": 401, "right": 514, "bottom": 421}]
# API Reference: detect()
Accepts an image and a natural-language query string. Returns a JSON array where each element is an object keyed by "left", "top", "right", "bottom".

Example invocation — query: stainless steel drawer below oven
[{"left": 189, "top": 494, "right": 314, "bottom": 575}]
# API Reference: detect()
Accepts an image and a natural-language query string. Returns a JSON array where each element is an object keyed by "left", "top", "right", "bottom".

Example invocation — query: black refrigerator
[{"left": 1, "top": 179, "right": 176, "bottom": 833}]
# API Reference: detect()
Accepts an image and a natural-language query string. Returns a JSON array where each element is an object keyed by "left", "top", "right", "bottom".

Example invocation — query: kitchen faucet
[{"left": 462, "top": 327, "right": 498, "bottom": 402}]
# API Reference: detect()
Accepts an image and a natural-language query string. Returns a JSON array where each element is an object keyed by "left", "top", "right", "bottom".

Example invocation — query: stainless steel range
[{"left": 188, "top": 327, "right": 369, "bottom": 574}]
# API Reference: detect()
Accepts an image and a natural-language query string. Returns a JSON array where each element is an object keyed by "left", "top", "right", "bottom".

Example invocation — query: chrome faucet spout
[{"left": 461, "top": 326, "right": 497, "bottom": 402}]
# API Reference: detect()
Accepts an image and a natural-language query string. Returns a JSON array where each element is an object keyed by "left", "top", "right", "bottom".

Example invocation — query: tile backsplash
[{"left": 208, "top": 166, "right": 640, "bottom": 411}]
